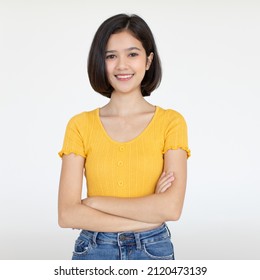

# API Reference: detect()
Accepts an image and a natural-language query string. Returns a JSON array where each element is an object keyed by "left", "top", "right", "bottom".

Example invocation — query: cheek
[
  {"left": 136, "top": 63, "right": 148, "bottom": 77},
  {"left": 135, "top": 59, "right": 148, "bottom": 71},
  {"left": 105, "top": 64, "right": 114, "bottom": 84}
]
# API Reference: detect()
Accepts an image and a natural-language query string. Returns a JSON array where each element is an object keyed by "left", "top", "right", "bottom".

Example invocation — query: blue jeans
[{"left": 72, "top": 223, "right": 174, "bottom": 260}]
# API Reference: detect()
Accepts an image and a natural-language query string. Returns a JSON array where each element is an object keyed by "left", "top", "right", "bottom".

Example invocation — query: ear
[{"left": 146, "top": 52, "right": 154, "bottom": 70}]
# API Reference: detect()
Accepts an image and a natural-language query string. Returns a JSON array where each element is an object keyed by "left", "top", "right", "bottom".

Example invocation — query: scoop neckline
[{"left": 96, "top": 106, "right": 159, "bottom": 145}]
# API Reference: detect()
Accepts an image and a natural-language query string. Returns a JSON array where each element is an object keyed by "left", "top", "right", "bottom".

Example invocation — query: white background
[{"left": 0, "top": 0, "right": 259, "bottom": 259}]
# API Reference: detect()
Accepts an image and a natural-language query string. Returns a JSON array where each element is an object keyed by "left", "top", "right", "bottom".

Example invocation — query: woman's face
[{"left": 105, "top": 31, "right": 153, "bottom": 96}]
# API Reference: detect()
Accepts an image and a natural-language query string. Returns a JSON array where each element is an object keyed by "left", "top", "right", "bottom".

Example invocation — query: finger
[
  {"left": 158, "top": 174, "right": 175, "bottom": 186},
  {"left": 158, "top": 182, "right": 172, "bottom": 193},
  {"left": 157, "top": 183, "right": 171, "bottom": 193},
  {"left": 155, "top": 172, "right": 175, "bottom": 193},
  {"left": 156, "top": 177, "right": 174, "bottom": 193}
]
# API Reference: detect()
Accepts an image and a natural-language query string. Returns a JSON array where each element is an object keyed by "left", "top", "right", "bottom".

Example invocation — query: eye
[
  {"left": 106, "top": 54, "right": 116, "bottom": 60},
  {"left": 129, "top": 52, "right": 139, "bottom": 57}
]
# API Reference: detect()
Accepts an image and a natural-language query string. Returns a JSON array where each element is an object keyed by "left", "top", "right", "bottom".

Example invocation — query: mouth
[{"left": 115, "top": 74, "right": 134, "bottom": 81}]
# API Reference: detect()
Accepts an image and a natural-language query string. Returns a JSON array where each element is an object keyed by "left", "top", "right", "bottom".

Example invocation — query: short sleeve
[
  {"left": 58, "top": 115, "right": 86, "bottom": 158},
  {"left": 163, "top": 111, "right": 191, "bottom": 158}
]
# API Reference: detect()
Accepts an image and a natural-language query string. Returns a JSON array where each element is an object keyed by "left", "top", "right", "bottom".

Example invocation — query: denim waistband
[{"left": 80, "top": 223, "right": 171, "bottom": 249}]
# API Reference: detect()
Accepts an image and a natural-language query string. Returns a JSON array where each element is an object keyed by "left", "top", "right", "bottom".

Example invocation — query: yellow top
[{"left": 59, "top": 106, "right": 190, "bottom": 198}]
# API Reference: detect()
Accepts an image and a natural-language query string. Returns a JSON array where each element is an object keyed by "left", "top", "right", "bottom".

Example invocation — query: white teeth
[{"left": 116, "top": 74, "right": 133, "bottom": 79}]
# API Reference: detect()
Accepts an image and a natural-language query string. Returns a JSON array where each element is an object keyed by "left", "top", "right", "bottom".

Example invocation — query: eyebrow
[{"left": 105, "top": 47, "right": 141, "bottom": 53}]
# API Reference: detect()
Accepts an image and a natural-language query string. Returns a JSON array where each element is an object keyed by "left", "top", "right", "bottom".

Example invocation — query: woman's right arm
[{"left": 58, "top": 153, "right": 160, "bottom": 232}]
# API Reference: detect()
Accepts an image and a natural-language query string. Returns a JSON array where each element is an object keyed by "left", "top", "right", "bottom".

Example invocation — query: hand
[{"left": 155, "top": 171, "right": 175, "bottom": 194}]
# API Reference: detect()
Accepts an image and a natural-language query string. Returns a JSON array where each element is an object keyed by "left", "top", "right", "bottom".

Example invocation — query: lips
[{"left": 115, "top": 74, "right": 134, "bottom": 81}]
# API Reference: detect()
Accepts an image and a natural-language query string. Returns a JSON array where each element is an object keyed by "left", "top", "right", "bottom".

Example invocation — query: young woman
[{"left": 58, "top": 14, "right": 190, "bottom": 260}]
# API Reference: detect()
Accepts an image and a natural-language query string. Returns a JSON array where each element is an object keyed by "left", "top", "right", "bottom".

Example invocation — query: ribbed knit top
[{"left": 58, "top": 106, "right": 190, "bottom": 198}]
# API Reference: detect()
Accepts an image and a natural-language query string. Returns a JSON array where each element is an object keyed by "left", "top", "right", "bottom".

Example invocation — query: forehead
[{"left": 106, "top": 31, "right": 144, "bottom": 51}]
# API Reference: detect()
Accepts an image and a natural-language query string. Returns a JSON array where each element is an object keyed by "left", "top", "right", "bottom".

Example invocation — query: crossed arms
[{"left": 58, "top": 149, "right": 187, "bottom": 232}]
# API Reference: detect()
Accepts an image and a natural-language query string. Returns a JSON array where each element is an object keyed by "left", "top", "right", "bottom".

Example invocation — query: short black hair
[{"left": 87, "top": 14, "right": 162, "bottom": 98}]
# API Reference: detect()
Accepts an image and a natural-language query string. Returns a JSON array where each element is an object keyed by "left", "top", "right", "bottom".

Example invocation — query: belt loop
[
  {"left": 134, "top": 233, "right": 141, "bottom": 250},
  {"left": 92, "top": 232, "right": 98, "bottom": 245}
]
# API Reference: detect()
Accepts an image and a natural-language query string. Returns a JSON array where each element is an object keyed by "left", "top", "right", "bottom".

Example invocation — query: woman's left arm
[{"left": 83, "top": 149, "right": 187, "bottom": 223}]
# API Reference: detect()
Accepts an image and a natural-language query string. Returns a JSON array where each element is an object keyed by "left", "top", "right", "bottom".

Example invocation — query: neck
[{"left": 103, "top": 91, "right": 153, "bottom": 117}]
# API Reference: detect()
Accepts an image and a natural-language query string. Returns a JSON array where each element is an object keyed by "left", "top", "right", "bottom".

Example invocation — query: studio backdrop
[{"left": 0, "top": 0, "right": 259, "bottom": 259}]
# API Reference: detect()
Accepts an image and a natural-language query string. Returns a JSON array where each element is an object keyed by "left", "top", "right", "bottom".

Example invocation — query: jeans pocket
[
  {"left": 73, "top": 236, "right": 93, "bottom": 257},
  {"left": 143, "top": 238, "right": 174, "bottom": 260}
]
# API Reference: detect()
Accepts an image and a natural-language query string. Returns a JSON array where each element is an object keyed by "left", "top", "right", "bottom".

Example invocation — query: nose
[{"left": 116, "top": 55, "right": 128, "bottom": 70}]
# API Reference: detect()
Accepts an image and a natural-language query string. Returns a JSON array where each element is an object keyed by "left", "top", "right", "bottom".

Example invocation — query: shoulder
[
  {"left": 65, "top": 109, "right": 98, "bottom": 137},
  {"left": 67, "top": 109, "right": 98, "bottom": 126},
  {"left": 156, "top": 106, "right": 187, "bottom": 123}
]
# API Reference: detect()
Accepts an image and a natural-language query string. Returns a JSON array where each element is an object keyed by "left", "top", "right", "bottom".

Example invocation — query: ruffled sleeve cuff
[
  {"left": 163, "top": 146, "right": 191, "bottom": 158},
  {"left": 58, "top": 149, "right": 86, "bottom": 158}
]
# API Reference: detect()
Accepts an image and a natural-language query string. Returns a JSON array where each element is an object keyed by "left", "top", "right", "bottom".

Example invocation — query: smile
[{"left": 115, "top": 74, "right": 134, "bottom": 81}]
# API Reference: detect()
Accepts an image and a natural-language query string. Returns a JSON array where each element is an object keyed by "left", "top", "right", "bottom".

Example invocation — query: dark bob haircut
[{"left": 87, "top": 14, "right": 162, "bottom": 98}]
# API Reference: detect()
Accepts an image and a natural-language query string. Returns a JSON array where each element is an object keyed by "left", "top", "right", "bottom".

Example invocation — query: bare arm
[
  {"left": 58, "top": 154, "right": 160, "bottom": 232},
  {"left": 83, "top": 149, "right": 188, "bottom": 223}
]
